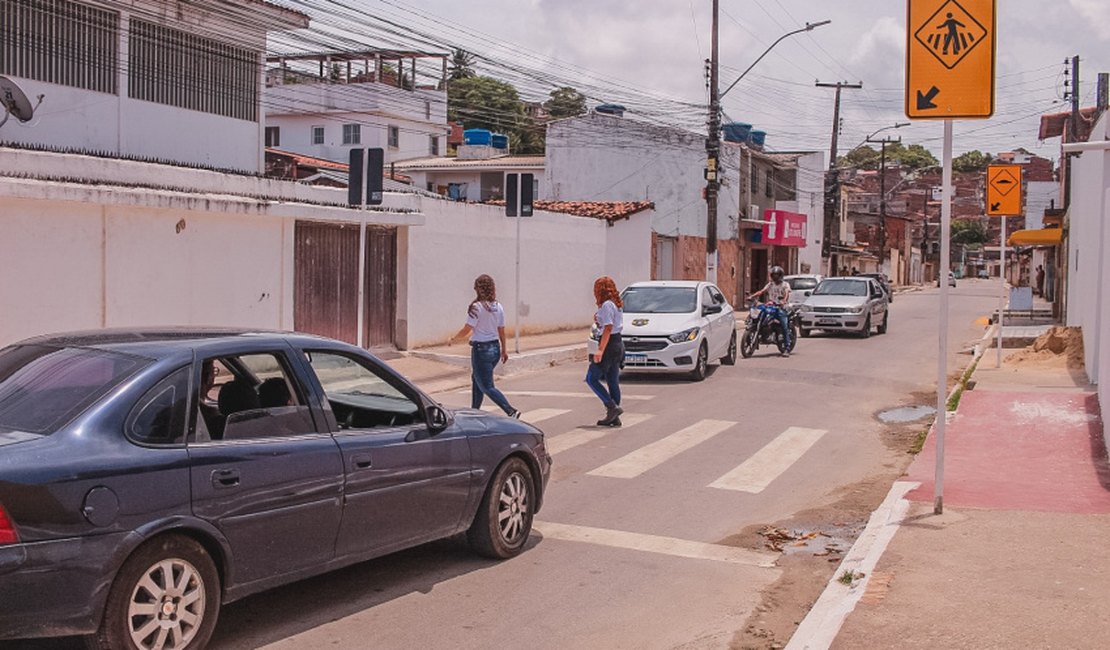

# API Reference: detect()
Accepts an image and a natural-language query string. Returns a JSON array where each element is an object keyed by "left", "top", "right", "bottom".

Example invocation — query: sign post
[
  {"left": 986, "top": 163, "right": 1023, "bottom": 367},
  {"left": 506, "top": 173, "right": 535, "bottom": 354},
  {"left": 905, "top": 0, "right": 996, "bottom": 515}
]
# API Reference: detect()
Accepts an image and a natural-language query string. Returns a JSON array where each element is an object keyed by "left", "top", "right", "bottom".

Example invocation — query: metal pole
[
  {"left": 705, "top": 0, "right": 720, "bottom": 285},
  {"left": 935, "top": 119, "right": 953, "bottom": 515},
  {"left": 997, "top": 215, "right": 1006, "bottom": 367},
  {"left": 515, "top": 202, "right": 521, "bottom": 354}
]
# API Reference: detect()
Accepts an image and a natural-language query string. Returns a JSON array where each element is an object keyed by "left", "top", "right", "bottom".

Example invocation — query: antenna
[{"left": 0, "top": 76, "right": 44, "bottom": 129}]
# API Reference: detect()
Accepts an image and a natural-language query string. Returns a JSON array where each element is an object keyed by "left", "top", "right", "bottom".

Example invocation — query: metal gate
[
  {"left": 364, "top": 227, "right": 396, "bottom": 348},
  {"left": 294, "top": 221, "right": 361, "bottom": 344}
]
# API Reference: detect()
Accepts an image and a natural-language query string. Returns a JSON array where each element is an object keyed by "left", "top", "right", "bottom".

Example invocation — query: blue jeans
[
  {"left": 471, "top": 341, "right": 514, "bottom": 415},
  {"left": 585, "top": 335, "right": 622, "bottom": 406},
  {"left": 774, "top": 307, "right": 791, "bottom": 350}
]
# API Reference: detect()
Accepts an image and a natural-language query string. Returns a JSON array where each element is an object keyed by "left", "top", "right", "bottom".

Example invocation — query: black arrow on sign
[
  {"left": 916, "top": 86, "right": 940, "bottom": 110},
  {"left": 990, "top": 202, "right": 1001, "bottom": 211}
]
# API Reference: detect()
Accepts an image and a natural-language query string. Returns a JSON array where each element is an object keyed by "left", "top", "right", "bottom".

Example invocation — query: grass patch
[
  {"left": 838, "top": 570, "right": 865, "bottom": 586},
  {"left": 946, "top": 357, "right": 981, "bottom": 412},
  {"left": 909, "top": 427, "right": 930, "bottom": 455}
]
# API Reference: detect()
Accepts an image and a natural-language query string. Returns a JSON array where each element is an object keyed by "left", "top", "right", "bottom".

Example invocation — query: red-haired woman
[
  {"left": 587, "top": 276, "right": 624, "bottom": 426},
  {"left": 450, "top": 275, "right": 520, "bottom": 418}
]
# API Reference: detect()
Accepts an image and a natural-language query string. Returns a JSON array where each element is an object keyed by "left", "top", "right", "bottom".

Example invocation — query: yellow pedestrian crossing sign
[
  {"left": 906, "top": 0, "right": 995, "bottom": 119},
  {"left": 986, "top": 164, "right": 1022, "bottom": 216}
]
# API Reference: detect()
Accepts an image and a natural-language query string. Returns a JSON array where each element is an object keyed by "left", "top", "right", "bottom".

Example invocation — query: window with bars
[
  {"left": 429, "top": 135, "right": 439, "bottom": 156},
  {"left": 311, "top": 125, "right": 324, "bottom": 145},
  {"left": 388, "top": 126, "right": 399, "bottom": 148},
  {"left": 264, "top": 126, "right": 280, "bottom": 147},
  {"left": 128, "top": 19, "right": 259, "bottom": 122},
  {"left": 0, "top": 0, "right": 119, "bottom": 94},
  {"left": 342, "top": 123, "right": 360, "bottom": 145}
]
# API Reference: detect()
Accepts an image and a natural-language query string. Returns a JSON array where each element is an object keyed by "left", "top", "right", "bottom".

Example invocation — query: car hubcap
[
  {"left": 128, "top": 558, "right": 205, "bottom": 650},
  {"left": 498, "top": 472, "right": 529, "bottom": 544}
]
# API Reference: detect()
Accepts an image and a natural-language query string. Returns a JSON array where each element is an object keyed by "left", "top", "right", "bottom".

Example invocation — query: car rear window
[
  {"left": 0, "top": 345, "right": 148, "bottom": 435},
  {"left": 787, "top": 278, "right": 818, "bottom": 290},
  {"left": 621, "top": 287, "right": 697, "bottom": 313}
]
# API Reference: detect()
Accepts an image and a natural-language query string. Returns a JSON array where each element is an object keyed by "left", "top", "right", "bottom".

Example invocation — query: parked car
[
  {"left": 858, "top": 272, "right": 893, "bottom": 303},
  {"left": 784, "top": 274, "right": 824, "bottom": 305},
  {"left": 936, "top": 271, "right": 957, "bottom": 287},
  {"left": 977, "top": 270, "right": 989, "bottom": 279},
  {"left": 590, "top": 280, "right": 736, "bottom": 381},
  {"left": 799, "top": 277, "right": 890, "bottom": 337},
  {"left": 0, "top": 329, "right": 551, "bottom": 648}
]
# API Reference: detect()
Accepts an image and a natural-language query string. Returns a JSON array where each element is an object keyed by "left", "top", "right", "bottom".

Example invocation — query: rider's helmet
[{"left": 770, "top": 266, "right": 785, "bottom": 281}]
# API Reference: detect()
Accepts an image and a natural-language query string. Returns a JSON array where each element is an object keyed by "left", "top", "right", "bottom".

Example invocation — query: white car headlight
[
  {"left": 669, "top": 327, "right": 700, "bottom": 343},
  {"left": 851, "top": 306, "right": 866, "bottom": 314},
  {"left": 800, "top": 304, "right": 815, "bottom": 313}
]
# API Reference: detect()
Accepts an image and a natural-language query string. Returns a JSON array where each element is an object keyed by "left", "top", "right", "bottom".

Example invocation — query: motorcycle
[{"left": 741, "top": 301, "right": 800, "bottom": 358}]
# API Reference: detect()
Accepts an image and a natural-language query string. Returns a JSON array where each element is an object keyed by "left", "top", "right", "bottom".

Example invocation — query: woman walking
[
  {"left": 587, "top": 276, "right": 624, "bottom": 427},
  {"left": 450, "top": 275, "right": 520, "bottom": 418}
]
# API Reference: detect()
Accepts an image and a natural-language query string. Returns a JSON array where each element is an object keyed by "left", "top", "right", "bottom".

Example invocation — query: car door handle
[
  {"left": 211, "top": 469, "right": 240, "bottom": 489},
  {"left": 351, "top": 453, "right": 373, "bottom": 470}
]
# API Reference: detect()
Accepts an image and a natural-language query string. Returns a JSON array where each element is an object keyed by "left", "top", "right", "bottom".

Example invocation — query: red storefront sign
[{"left": 762, "top": 210, "right": 807, "bottom": 247}]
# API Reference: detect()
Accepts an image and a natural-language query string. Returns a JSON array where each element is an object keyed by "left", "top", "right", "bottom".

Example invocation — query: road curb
[
  {"left": 784, "top": 481, "right": 919, "bottom": 650},
  {"left": 946, "top": 323, "right": 998, "bottom": 406}
]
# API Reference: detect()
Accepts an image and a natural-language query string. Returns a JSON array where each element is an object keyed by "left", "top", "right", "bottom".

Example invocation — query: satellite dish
[{"left": 0, "top": 76, "right": 44, "bottom": 129}]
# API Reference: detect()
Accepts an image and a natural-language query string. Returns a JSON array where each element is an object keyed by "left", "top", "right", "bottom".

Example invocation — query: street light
[{"left": 705, "top": 11, "right": 830, "bottom": 285}]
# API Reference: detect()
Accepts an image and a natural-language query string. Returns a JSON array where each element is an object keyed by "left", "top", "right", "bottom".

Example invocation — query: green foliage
[
  {"left": 897, "top": 143, "right": 940, "bottom": 170},
  {"left": 953, "top": 150, "right": 993, "bottom": 173},
  {"left": 543, "top": 87, "right": 587, "bottom": 119},
  {"left": 448, "top": 49, "right": 477, "bottom": 80},
  {"left": 840, "top": 145, "right": 880, "bottom": 170},
  {"left": 448, "top": 76, "right": 545, "bottom": 154},
  {"left": 839, "top": 143, "right": 939, "bottom": 171},
  {"left": 951, "top": 219, "right": 988, "bottom": 245}
]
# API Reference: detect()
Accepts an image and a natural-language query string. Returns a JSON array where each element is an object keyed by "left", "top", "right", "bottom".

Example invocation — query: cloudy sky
[{"left": 343, "top": 0, "right": 1110, "bottom": 161}]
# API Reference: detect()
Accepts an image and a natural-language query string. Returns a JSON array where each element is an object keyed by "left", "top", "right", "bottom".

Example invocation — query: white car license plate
[
  {"left": 817, "top": 319, "right": 838, "bottom": 326},
  {"left": 625, "top": 353, "right": 647, "bottom": 361}
]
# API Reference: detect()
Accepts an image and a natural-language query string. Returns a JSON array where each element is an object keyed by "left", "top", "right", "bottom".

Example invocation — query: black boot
[{"left": 597, "top": 402, "right": 623, "bottom": 426}]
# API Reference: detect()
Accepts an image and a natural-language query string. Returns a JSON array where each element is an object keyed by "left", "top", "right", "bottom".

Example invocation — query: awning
[{"left": 1008, "top": 228, "right": 1063, "bottom": 247}]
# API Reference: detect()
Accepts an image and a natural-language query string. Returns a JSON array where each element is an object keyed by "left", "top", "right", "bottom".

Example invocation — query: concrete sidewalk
[
  {"left": 384, "top": 329, "right": 589, "bottom": 394},
  {"left": 793, "top": 346, "right": 1110, "bottom": 649}
]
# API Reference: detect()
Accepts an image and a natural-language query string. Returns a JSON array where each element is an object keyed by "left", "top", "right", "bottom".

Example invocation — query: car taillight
[{"left": 0, "top": 504, "right": 19, "bottom": 545}]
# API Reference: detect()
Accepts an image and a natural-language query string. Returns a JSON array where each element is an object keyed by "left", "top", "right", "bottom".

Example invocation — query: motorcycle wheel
[
  {"left": 788, "top": 324, "right": 799, "bottom": 352},
  {"left": 740, "top": 330, "right": 758, "bottom": 358}
]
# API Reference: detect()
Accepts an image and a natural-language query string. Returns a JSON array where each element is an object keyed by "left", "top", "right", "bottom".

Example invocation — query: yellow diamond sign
[
  {"left": 986, "top": 164, "right": 1022, "bottom": 217},
  {"left": 906, "top": 0, "right": 995, "bottom": 119}
]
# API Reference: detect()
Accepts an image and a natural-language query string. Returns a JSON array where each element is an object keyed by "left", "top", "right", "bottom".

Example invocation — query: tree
[
  {"left": 447, "top": 75, "right": 547, "bottom": 152},
  {"left": 840, "top": 145, "right": 881, "bottom": 170},
  {"left": 448, "top": 48, "right": 477, "bottom": 81},
  {"left": 895, "top": 143, "right": 939, "bottom": 171},
  {"left": 543, "top": 87, "right": 587, "bottom": 119},
  {"left": 951, "top": 219, "right": 988, "bottom": 245},
  {"left": 953, "top": 150, "right": 993, "bottom": 173}
]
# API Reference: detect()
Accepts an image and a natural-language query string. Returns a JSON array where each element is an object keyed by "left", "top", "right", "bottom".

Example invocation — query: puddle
[
  {"left": 878, "top": 405, "right": 936, "bottom": 424},
  {"left": 758, "top": 524, "right": 862, "bottom": 557}
]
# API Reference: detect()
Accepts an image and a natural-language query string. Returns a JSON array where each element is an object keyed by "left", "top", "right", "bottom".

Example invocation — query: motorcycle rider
[{"left": 748, "top": 266, "right": 792, "bottom": 356}]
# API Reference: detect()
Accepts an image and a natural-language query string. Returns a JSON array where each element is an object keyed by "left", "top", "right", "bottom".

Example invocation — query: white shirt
[
  {"left": 595, "top": 300, "right": 623, "bottom": 334},
  {"left": 466, "top": 301, "right": 505, "bottom": 342},
  {"left": 763, "top": 281, "right": 790, "bottom": 305}
]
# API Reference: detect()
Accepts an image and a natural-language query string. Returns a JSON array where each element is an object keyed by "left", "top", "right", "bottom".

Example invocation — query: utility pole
[
  {"left": 867, "top": 135, "right": 900, "bottom": 275},
  {"left": 817, "top": 81, "right": 863, "bottom": 275},
  {"left": 704, "top": 0, "right": 721, "bottom": 284},
  {"left": 1064, "top": 56, "right": 1080, "bottom": 209}
]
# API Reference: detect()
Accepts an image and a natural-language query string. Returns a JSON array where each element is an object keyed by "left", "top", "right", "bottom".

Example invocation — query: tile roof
[
  {"left": 266, "top": 148, "right": 348, "bottom": 171},
  {"left": 391, "top": 155, "right": 546, "bottom": 171},
  {"left": 487, "top": 200, "right": 654, "bottom": 223},
  {"left": 1039, "top": 107, "right": 1100, "bottom": 141}
]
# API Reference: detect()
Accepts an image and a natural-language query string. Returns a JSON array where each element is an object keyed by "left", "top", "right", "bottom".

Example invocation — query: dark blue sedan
[{"left": 0, "top": 329, "right": 551, "bottom": 649}]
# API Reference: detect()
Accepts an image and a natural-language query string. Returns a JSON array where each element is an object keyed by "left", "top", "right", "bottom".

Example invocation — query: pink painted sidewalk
[{"left": 905, "top": 390, "right": 1110, "bottom": 514}]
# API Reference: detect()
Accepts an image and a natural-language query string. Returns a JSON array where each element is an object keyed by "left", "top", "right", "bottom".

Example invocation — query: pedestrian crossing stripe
[
  {"left": 474, "top": 406, "right": 570, "bottom": 424},
  {"left": 546, "top": 413, "right": 654, "bottom": 455},
  {"left": 588, "top": 419, "right": 736, "bottom": 479},
  {"left": 709, "top": 427, "right": 827, "bottom": 493},
  {"left": 459, "top": 390, "right": 654, "bottom": 401}
]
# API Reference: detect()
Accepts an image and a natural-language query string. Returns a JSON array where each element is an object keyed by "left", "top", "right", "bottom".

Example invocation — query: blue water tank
[
  {"left": 594, "top": 104, "right": 626, "bottom": 117},
  {"left": 491, "top": 133, "right": 509, "bottom": 149},
  {"left": 749, "top": 130, "right": 767, "bottom": 149},
  {"left": 722, "top": 122, "right": 752, "bottom": 143},
  {"left": 463, "top": 129, "right": 492, "bottom": 145}
]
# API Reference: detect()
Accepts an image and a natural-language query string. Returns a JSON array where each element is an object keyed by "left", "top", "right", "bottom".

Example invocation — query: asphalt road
[{"left": 12, "top": 279, "right": 1000, "bottom": 650}]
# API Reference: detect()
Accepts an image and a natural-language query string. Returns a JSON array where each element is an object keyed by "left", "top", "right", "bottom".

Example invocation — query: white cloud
[{"left": 1069, "top": 0, "right": 1110, "bottom": 39}]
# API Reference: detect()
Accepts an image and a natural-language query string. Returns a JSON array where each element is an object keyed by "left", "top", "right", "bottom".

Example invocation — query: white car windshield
[
  {"left": 622, "top": 287, "right": 698, "bottom": 313},
  {"left": 814, "top": 279, "right": 868, "bottom": 297}
]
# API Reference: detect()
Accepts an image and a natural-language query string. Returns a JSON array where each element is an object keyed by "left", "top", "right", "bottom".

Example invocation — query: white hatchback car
[{"left": 589, "top": 281, "right": 737, "bottom": 381}]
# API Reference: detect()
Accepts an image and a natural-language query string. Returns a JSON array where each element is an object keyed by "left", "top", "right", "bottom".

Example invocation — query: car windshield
[
  {"left": 0, "top": 345, "right": 148, "bottom": 434},
  {"left": 813, "top": 279, "right": 868, "bottom": 297},
  {"left": 787, "top": 277, "right": 819, "bottom": 291},
  {"left": 621, "top": 286, "right": 697, "bottom": 314}
]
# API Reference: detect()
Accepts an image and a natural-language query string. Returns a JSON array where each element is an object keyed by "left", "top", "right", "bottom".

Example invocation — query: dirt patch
[
  {"left": 1007, "top": 326, "right": 1085, "bottom": 370},
  {"left": 721, "top": 475, "right": 899, "bottom": 650},
  {"left": 875, "top": 391, "right": 937, "bottom": 455}
]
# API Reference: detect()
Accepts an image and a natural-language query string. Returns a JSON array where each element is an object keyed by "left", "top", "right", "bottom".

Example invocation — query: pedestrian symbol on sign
[{"left": 914, "top": 0, "right": 987, "bottom": 70}]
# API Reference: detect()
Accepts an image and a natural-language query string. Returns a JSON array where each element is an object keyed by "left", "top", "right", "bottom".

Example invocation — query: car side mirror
[
  {"left": 703, "top": 304, "right": 723, "bottom": 316},
  {"left": 426, "top": 404, "right": 450, "bottom": 433}
]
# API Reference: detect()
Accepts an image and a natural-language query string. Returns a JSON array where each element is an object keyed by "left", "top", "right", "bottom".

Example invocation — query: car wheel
[
  {"left": 740, "top": 330, "right": 757, "bottom": 359},
  {"left": 468, "top": 456, "right": 534, "bottom": 559},
  {"left": 861, "top": 315, "right": 872, "bottom": 338},
  {"left": 800, "top": 327, "right": 811, "bottom": 339},
  {"left": 720, "top": 330, "right": 738, "bottom": 366},
  {"left": 690, "top": 342, "right": 709, "bottom": 381},
  {"left": 88, "top": 535, "right": 220, "bottom": 650},
  {"left": 878, "top": 311, "right": 889, "bottom": 335}
]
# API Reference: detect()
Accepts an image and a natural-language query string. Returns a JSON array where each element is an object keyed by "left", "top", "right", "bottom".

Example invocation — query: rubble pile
[{"left": 1008, "top": 326, "right": 1085, "bottom": 369}]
